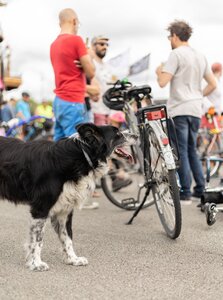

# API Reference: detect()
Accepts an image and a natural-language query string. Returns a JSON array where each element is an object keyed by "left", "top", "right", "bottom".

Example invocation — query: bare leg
[
  {"left": 51, "top": 213, "right": 88, "bottom": 266},
  {"left": 25, "top": 218, "right": 49, "bottom": 271}
]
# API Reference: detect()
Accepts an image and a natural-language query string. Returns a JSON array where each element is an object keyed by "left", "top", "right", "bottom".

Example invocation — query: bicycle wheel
[
  {"left": 146, "top": 126, "right": 181, "bottom": 239},
  {"left": 197, "top": 129, "right": 221, "bottom": 177},
  {"left": 101, "top": 157, "right": 154, "bottom": 210}
]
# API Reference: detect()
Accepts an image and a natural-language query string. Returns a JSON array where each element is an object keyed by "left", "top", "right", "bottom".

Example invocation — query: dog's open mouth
[{"left": 114, "top": 147, "right": 133, "bottom": 163}]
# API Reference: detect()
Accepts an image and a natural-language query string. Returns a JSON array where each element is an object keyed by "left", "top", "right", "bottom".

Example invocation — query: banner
[
  {"left": 107, "top": 49, "right": 130, "bottom": 79},
  {"left": 128, "top": 53, "right": 150, "bottom": 76}
]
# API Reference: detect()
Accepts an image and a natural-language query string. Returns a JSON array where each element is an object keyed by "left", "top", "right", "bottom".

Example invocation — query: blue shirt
[
  {"left": 1, "top": 104, "right": 14, "bottom": 122},
  {"left": 16, "top": 100, "right": 31, "bottom": 120}
]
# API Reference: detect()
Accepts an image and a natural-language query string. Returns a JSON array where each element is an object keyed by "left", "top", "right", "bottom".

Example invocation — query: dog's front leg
[
  {"left": 25, "top": 218, "right": 49, "bottom": 271},
  {"left": 51, "top": 213, "right": 88, "bottom": 266}
]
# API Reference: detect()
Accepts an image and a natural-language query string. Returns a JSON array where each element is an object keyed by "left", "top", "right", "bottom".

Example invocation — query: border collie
[{"left": 0, "top": 123, "right": 137, "bottom": 271}]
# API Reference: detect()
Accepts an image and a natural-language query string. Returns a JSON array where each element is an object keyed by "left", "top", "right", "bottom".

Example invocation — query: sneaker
[
  {"left": 180, "top": 199, "right": 192, "bottom": 205},
  {"left": 82, "top": 202, "right": 99, "bottom": 209},
  {"left": 112, "top": 178, "right": 132, "bottom": 192},
  {"left": 180, "top": 194, "right": 192, "bottom": 200},
  {"left": 180, "top": 194, "right": 192, "bottom": 205},
  {"left": 192, "top": 192, "right": 203, "bottom": 198}
]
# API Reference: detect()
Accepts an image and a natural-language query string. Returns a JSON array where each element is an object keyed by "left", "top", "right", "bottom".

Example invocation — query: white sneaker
[
  {"left": 180, "top": 199, "right": 192, "bottom": 205},
  {"left": 82, "top": 202, "right": 99, "bottom": 209}
]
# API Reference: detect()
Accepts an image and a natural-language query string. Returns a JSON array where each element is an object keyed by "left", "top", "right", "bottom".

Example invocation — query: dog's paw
[
  {"left": 65, "top": 256, "right": 88, "bottom": 266},
  {"left": 26, "top": 261, "right": 49, "bottom": 272}
]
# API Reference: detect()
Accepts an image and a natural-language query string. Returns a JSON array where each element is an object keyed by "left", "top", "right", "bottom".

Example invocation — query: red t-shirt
[{"left": 50, "top": 34, "right": 87, "bottom": 103}]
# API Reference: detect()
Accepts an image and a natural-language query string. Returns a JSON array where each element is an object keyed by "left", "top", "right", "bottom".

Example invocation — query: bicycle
[
  {"left": 101, "top": 81, "right": 147, "bottom": 211},
  {"left": 198, "top": 156, "right": 223, "bottom": 225},
  {"left": 2, "top": 115, "right": 54, "bottom": 141},
  {"left": 197, "top": 110, "right": 223, "bottom": 177},
  {"left": 102, "top": 80, "right": 182, "bottom": 239}
]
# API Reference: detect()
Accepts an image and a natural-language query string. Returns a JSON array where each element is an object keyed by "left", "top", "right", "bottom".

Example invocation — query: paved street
[{"left": 0, "top": 186, "right": 223, "bottom": 300}]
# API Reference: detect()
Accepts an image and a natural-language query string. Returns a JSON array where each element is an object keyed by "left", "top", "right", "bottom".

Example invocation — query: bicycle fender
[{"left": 148, "top": 121, "right": 176, "bottom": 170}]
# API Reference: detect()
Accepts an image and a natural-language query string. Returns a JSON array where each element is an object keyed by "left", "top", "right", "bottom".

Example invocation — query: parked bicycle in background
[{"left": 102, "top": 80, "right": 182, "bottom": 239}]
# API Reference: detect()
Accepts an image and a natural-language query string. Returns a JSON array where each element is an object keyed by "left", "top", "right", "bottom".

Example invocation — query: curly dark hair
[{"left": 167, "top": 20, "right": 193, "bottom": 41}]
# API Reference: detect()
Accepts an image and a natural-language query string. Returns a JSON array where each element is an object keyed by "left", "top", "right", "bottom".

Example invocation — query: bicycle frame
[
  {"left": 136, "top": 104, "right": 177, "bottom": 170},
  {"left": 103, "top": 80, "right": 181, "bottom": 238}
]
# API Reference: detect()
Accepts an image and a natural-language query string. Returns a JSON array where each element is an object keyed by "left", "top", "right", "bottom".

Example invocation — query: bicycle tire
[
  {"left": 197, "top": 130, "right": 221, "bottom": 177},
  {"left": 101, "top": 158, "right": 154, "bottom": 211},
  {"left": 145, "top": 125, "right": 182, "bottom": 239}
]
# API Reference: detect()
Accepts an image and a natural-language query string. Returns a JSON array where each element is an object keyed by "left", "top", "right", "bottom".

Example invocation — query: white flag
[{"left": 107, "top": 49, "right": 130, "bottom": 80}]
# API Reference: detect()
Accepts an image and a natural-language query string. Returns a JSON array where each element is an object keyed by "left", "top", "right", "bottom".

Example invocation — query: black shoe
[
  {"left": 192, "top": 192, "right": 203, "bottom": 198},
  {"left": 180, "top": 194, "right": 192, "bottom": 201},
  {"left": 112, "top": 178, "right": 132, "bottom": 192}
]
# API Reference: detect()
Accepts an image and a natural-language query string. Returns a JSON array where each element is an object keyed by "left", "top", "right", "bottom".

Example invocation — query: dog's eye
[{"left": 116, "top": 132, "right": 122, "bottom": 137}]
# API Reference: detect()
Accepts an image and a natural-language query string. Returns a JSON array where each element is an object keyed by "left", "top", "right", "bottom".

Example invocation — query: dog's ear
[{"left": 76, "top": 123, "right": 101, "bottom": 142}]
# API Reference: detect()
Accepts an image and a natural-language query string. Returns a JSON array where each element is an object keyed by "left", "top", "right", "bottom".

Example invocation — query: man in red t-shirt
[{"left": 50, "top": 8, "right": 95, "bottom": 141}]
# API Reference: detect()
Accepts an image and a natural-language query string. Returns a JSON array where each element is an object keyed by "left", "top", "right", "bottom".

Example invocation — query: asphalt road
[{"left": 0, "top": 186, "right": 223, "bottom": 300}]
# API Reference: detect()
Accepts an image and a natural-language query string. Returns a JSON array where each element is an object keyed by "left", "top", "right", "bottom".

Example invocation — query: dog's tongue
[{"left": 115, "top": 147, "right": 133, "bottom": 163}]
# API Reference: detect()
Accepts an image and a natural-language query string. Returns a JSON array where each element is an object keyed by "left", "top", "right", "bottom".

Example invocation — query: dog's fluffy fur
[{"left": 0, "top": 123, "right": 137, "bottom": 271}]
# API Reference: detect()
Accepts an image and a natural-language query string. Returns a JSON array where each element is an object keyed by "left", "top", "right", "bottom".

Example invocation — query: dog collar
[
  {"left": 81, "top": 148, "right": 94, "bottom": 169},
  {"left": 70, "top": 133, "right": 94, "bottom": 169}
]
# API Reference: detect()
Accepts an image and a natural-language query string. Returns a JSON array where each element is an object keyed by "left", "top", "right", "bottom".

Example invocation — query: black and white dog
[{"left": 0, "top": 123, "right": 137, "bottom": 271}]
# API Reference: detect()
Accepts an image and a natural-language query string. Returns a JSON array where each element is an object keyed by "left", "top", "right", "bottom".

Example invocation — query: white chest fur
[{"left": 49, "top": 162, "right": 108, "bottom": 217}]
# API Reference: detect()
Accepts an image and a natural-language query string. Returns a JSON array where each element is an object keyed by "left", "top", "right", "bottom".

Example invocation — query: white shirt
[
  {"left": 90, "top": 59, "right": 114, "bottom": 115},
  {"left": 163, "top": 46, "right": 211, "bottom": 118}
]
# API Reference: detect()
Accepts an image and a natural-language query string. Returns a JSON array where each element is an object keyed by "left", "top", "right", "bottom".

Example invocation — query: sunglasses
[{"left": 95, "top": 42, "right": 109, "bottom": 47}]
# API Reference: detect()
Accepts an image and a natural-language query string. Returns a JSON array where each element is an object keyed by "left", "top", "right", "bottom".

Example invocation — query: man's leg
[
  {"left": 188, "top": 116, "right": 205, "bottom": 196},
  {"left": 62, "top": 103, "right": 88, "bottom": 137},
  {"left": 173, "top": 116, "right": 192, "bottom": 198},
  {"left": 53, "top": 97, "right": 65, "bottom": 141}
]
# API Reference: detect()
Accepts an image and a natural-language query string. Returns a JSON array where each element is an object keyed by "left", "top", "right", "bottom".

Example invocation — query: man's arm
[
  {"left": 86, "top": 77, "right": 100, "bottom": 99},
  {"left": 156, "top": 65, "right": 173, "bottom": 88},
  {"left": 203, "top": 73, "right": 217, "bottom": 97},
  {"left": 79, "top": 54, "right": 95, "bottom": 79}
]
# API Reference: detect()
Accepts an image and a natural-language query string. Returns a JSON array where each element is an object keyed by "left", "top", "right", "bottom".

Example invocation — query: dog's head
[{"left": 76, "top": 123, "right": 138, "bottom": 162}]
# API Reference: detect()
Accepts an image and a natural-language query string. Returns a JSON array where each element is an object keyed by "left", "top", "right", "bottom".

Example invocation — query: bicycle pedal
[{"left": 122, "top": 198, "right": 138, "bottom": 207}]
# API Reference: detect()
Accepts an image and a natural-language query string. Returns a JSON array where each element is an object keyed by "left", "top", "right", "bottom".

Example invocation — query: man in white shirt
[
  {"left": 90, "top": 35, "right": 113, "bottom": 125},
  {"left": 156, "top": 20, "right": 216, "bottom": 204}
]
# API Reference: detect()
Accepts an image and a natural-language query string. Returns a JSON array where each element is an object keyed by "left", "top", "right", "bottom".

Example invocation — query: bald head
[
  {"left": 58, "top": 8, "right": 79, "bottom": 34},
  {"left": 59, "top": 8, "right": 77, "bottom": 24}
]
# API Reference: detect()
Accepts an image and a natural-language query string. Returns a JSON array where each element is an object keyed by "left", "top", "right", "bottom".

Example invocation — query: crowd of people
[{"left": 1, "top": 8, "right": 222, "bottom": 209}]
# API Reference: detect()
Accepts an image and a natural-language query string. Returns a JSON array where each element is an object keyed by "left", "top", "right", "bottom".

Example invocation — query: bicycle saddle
[{"left": 127, "top": 85, "right": 152, "bottom": 100}]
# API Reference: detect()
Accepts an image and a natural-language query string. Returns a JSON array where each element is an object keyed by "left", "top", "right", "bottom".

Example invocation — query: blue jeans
[
  {"left": 173, "top": 116, "right": 204, "bottom": 197},
  {"left": 53, "top": 96, "right": 88, "bottom": 141}
]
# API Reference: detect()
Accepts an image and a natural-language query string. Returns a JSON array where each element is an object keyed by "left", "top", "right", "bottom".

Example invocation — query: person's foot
[
  {"left": 112, "top": 178, "right": 132, "bottom": 192},
  {"left": 180, "top": 194, "right": 192, "bottom": 205},
  {"left": 192, "top": 192, "right": 203, "bottom": 198},
  {"left": 180, "top": 199, "right": 192, "bottom": 205},
  {"left": 82, "top": 202, "right": 99, "bottom": 209}
]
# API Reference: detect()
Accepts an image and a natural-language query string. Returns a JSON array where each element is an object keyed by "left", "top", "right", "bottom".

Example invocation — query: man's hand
[
  {"left": 156, "top": 63, "right": 172, "bottom": 88},
  {"left": 74, "top": 60, "right": 82, "bottom": 69},
  {"left": 156, "top": 64, "right": 164, "bottom": 75}
]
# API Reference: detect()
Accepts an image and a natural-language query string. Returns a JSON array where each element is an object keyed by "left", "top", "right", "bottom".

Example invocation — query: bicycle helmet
[{"left": 103, "top": 87, "right": 125, "bottom": 111}]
